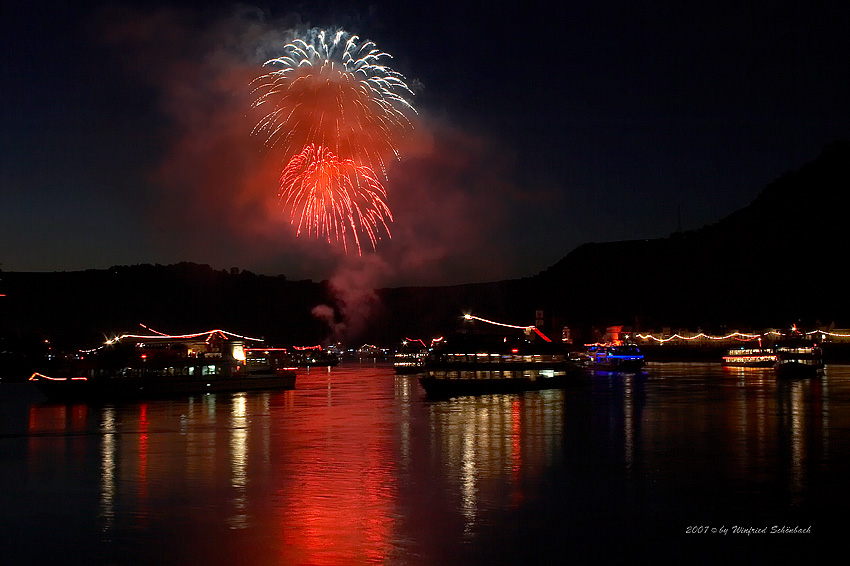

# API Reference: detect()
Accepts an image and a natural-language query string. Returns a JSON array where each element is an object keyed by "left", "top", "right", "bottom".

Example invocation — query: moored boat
[
  {"left": 722, "top": 341, "right": 823, "bottom": 378},
  {"left": 721, "top": 347, "right": 778, "bottom": 368},
  {"left": 580, "top": 343, "right": 645, "bottom": 372},
  {"left": 774, "top": 342, "right": 824, "bottom": 378},
  {"left": 285, "top": 345, "right": 341, "bottom": 367},
  {"left": 29, "top": 329, "right": 296, "bottom": 400},
  {"left": 393, "top": 339, "right": 430, "bottom": 374},
  {"left": 418, "top": 333, "right": 581, "bottom": 397}
]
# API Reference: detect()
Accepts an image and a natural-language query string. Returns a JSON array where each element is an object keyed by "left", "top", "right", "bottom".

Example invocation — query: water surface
[{"left": 1, "top": 362, "right": 848, "bottom": 564}]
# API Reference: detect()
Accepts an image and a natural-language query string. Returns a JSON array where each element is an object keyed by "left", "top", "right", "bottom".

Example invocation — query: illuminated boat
[
  {"left": 286, "top": 346, "right": 341, "bottom": 367},
  {"left": 417, "top": 334, "right": 581, "bottom": 397},
  {"left": 721, "top": 347, "right": 778, "bottom": 368},
  {"left": 722, "top": 341, "right": 823, "bottom": 378},
  {"left": 393, "top": 338, "right": 431, "bottom": 375},
  {"left": 393, "top": 351, "right": 427, "bottom": 374},
  {"left": 580, "top": 343, "right": 645, "bottom": 372},
  {"left": 29, "top": 329, "right": 296, "bottom": 400},
  {"left": 774, "top": 342, "right": 824, "bottom": 378}
]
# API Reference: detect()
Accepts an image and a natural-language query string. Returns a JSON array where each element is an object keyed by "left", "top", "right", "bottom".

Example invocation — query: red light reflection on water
[
  {"left": 12, "top": 368, "right": 578, "bottom": 564},
  {"left": 272, "top": 375, "right": 398, "bottom": 564},
  {"left": 26, "top": 404, "right": 90, "bottom": 479},
  {"left": 511, "top": 398, "right": 523, "bottom": 505},
  {"left": 28, "top": 404, "right": 88, "bottom": 433},
  {"left": 139, "top": 404, "right": 149, "bottom": 501}
]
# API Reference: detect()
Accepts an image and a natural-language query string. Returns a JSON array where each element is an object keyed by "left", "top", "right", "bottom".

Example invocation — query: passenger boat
[
  {"left": 393, "top": 351, "right": 427, "bottom": 374},
  {"left": 393, "top": 339, "right": 429, "bottom": 374},
  {"left": 580, "top": 343, "right": 645, "bottom": 372},
  {"left": 774, "top": 342, "right": 824, "bottom": 378},
  {"left": 29, "top": 329, "right": 296, "bottom": 400},
  {"left": 721, "top": 347, "right": 778, "bottom": 368},
  {"left": 417, "top": 333, "right": 581, "bottom": 397},
  {"left": 286, "top": 346, "right": 341, "bottom": 367},
  {"left": 722, "top": 341, "right": 823, "bottom": 378}
]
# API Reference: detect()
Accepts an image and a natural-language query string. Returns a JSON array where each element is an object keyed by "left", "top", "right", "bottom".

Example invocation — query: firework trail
[
  {"left": 252, "top": 29, "right": 415, "bottom": 253},
  {"left": 280, "top": 144, "right": 393, "bottom": 254}
]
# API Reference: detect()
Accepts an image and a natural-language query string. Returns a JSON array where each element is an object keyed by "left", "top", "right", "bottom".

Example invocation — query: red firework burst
[
  {"left": 252, "top": 29, "right": 415, "bottom": 253},
  {"left": 280, "top": 144, "right": 393, "bottom": 255}
]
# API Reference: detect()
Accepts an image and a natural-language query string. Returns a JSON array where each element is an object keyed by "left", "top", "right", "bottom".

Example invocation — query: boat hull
[
  {"left": 31, "top": 370, "right": 296, "bottom": 401},
  {"left": 583, "top": 360, "right": 645, "bottom": 373},
  {"left": 394, "top": 365, "right": 425, "bottom": 375},
  {"left": 418, "top": 367, "right": 580, "bottom": 397},
  {"left": 393, "top": 353, "right": 427, "bottom": 374},
  {"left": 721, "top": 360, "right": 776, "bottom": 368},
  {"left": 775, "top": 361, "right": 822, "bottom": 379},
  {"left": 722, "top": 343, "right": 823, "bottom": 378},
  {"left": 581, "top": 344, "right": 645, "bottom": 373}
]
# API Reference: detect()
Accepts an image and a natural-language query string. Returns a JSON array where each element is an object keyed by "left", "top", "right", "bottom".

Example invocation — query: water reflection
[
  {"left": 639, "top": 363, "right": 833, "bottom": 510},
  {"left": 5, "top": 364, "right": 850, "bottom": 564},
  {"left": 395, "top": 376, "right": 413, "bottom": 472},
  {"left": 274, "top": 375, "right": 398, "bottom": 565},
  {"left": 100, "top": 407, "right": 115, "bottom": 532},
  {"left": 138, "top": 404, "right": 148, "bottom": 503},
  {"left": 229, "top": 393, "right": 249, "bottom": 529},
  {"left": 428, "top": 390, "right": 565, "bottom": 536},
  {"left": 774, "top": 376, "right": 829, "bottom": 504}
]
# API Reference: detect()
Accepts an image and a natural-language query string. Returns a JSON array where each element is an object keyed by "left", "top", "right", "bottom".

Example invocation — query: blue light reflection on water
[{"left": 1, "top": 361, "right": 848, "bottom": 564}]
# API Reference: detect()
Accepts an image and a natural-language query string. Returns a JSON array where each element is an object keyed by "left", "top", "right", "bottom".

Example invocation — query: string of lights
[
  {"left": 635, "top": 328, "right": 850, "bottom": 342},
  {"left": 463, "top": 314, "right": 552, "bottom": 342},
  {"left": 634, "top": 332, "right": 762, "bottom": 343},
  {"left": 138, "top": 323, "right": 169, "bottom": 336},
  {"left": 79, "top": 328, "right": 266, "bottom": 354},
  {"left": 807, "top": 330, "right": 850, "bottom": 338}
]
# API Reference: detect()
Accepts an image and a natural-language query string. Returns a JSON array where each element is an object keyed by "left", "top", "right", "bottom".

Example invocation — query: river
[{"left": 1, "top": 361, "right": 848, "bottom": 564}]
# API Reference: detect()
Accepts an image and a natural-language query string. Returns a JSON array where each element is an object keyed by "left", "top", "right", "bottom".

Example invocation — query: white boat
[
  {"left": 418, "top": 333, "right": 581, "bottom": 397},
  {"left": 722, "top": 341, "right": 823, "bottom": 378},
  {"left": 29, "top": 329, "right": 296, "bottom": 400}
]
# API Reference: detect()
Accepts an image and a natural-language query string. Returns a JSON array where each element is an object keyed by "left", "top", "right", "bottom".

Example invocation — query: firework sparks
[
  {"left": 280, "top": 144, "right": 393, "bottom": 255},
  {"left": 252, "top": 29, "right": 415, "bottom": 253}
]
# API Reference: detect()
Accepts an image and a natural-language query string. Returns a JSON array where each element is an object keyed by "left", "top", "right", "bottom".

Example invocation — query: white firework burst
[{"left": 251, "top": 29, "right": 416, "bottom": 177}]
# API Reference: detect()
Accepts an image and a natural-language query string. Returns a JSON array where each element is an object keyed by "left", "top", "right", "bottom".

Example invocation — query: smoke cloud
[{"left": 99, "top": 4, "right": 551, "bottom": 340}]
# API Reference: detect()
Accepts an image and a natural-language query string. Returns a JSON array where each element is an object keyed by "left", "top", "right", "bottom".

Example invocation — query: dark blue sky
[{"left": 2, "top": 1, "right": 848, "bottom": 286}]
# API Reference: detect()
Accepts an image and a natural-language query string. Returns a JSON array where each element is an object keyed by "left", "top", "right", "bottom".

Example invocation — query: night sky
[{"left": 2, "top": 1, "right": 848, "bottom": 287}]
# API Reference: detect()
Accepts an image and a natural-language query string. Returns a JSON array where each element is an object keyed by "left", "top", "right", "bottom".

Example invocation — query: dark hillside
[{"left": 534, "top": 140, "right": 850, "bottom": 330}]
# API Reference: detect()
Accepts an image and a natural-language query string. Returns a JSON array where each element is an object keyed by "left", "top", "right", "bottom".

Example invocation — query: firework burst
[
  {"left": 252, "top": 29, "right": 415, "bottom": 173},
  {"left": 279, "top": 144, "right": 393, "bottom": 255},
  {"left": 252, "top": 29, "right": 415, "bottom": 253}
]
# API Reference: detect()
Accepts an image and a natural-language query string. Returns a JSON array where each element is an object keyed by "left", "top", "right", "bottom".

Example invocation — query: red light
[{"left": 511, "top": 348, "right": 519, "bottom": 354}]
